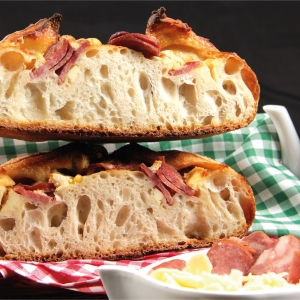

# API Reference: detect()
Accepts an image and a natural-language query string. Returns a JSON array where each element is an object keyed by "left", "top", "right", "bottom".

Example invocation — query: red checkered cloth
[{"left": 0, "top": 250, "right": 195, "bottom": 294}]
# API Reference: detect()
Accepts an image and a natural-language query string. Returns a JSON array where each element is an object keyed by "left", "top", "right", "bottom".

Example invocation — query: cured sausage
[
  {"left": 13, "top": 184, "right": 55, "bottom": 202},
  {"left": 159, "top": 156, "right": 194, "bottom": 196},
  {"left": 169, "top": 61, "right": 201, "bottom": 76},
  {"left": 207, "top": 239, "right": 254, "bottom": 275},
  {"left": 140, "top": 163, "right": 174, "bottom": 205},
  {"left": 243, "top": 231, "right": 276, "bottom": 260},
  {"left": 150, "top": 259, "right": 186, "bottom": 272},
  {"left": 288, "top": 251, "right": 300, "bottom": 284},
  {"left": 108, "top": 31, "right": 160, "bottom": 58},
  {"left": 57, "top": 40, "right": 90, "bottom": 84},
  {"left": 249, "top": 234, "right": 300, "bottom": 276},
  {"left": 30, "top": 38, "right": 69, "bottom": 79}
]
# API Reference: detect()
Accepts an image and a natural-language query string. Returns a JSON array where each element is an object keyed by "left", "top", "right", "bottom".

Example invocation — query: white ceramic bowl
[{"left": 98, "top": 249, "right": 300, "bottom": 300}]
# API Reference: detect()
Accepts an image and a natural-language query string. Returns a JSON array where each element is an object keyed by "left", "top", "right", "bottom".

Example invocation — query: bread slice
[
  {"left": 0, "top": 7, "right": 259, "bottom": 142},
  {"left": 0, "top": 142, "right": 255, "bottom": 261}
]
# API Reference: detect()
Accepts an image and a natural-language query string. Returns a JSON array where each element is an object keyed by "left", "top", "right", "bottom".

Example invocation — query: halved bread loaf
[
  {"left": 0, "top": 7, "right": 259, "bottom": 142},
  {"left": 0, "top": 143, "right": 255, "bottom": 261}
]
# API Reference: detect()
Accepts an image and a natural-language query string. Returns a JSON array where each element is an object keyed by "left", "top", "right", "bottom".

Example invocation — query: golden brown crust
[
  {"left": 0, "top": 119, "right": 253, "bottom": 143},
  {"left": 146, "top": 7, "right": 259, "bottom": 103},
  {"left": 146, "top": 7, "right": 219, "bottom": 56},
  {"left": 0, "top": 142, "right": 107, "bottom": 182},
  {"left": 1, "top": 13, "right": 61, "bottom": 54}
]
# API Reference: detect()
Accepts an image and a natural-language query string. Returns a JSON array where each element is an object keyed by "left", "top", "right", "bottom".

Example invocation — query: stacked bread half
[
  {"left": 0, "top": 7, "right": 259, "bottom": 142},
  {"left": 0, "top": 7, "right": 258, "bottom": 261}
]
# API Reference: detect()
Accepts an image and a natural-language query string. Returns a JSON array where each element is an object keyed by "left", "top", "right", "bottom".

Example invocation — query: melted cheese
[{"left": 49, "top": 173, "right": 83, "bottom": 188}]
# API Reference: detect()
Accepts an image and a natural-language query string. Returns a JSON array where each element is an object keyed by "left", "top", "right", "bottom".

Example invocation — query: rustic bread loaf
[
  {"left": 0, "top": 143, "right": 256, "bottom": 261},
  {"left": 0, "top": 8, "right": 259, "bottom": 142}
]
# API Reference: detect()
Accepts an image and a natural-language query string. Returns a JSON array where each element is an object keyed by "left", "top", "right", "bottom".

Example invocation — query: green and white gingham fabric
[{"left": 0, "top": 113, "right": 299, "bottom": 238}]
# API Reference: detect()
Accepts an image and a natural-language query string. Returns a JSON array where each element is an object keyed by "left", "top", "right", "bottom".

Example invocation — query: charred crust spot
[
  {"left": 25, "top": 13, "right": 62, "bottom": 38},
  {"left": 41, "top": 13, "right": 62, "bottom": 33},
  {"left": 147, "top": 7, "right": 167, "bottom": 28}
]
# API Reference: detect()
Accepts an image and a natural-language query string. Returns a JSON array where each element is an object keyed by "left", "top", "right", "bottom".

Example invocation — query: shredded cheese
[{"left": 150, "top": 252, "right": 300, "bottom": 291}]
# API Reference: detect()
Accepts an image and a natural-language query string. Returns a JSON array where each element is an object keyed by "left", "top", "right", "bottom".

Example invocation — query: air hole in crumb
[
  {"left": 56, "top": 250, "right": 63, "bottom": 258},
  {"left": 24, "top": 58, "right": 36, "bottom": 70},
  {"left": 139, "top": 72, "right": 150, "bottom": 90},
  {"left": 55, "top": 101, "right": 74, "bottom": 120},
  {"left": 166, "top": 122, "right": 173, "bottom": 130},
  {"left": 97, "top": 200, "right": 104, "bottom": 211},
  {"left": 235, "top": 102, "right": 242, "bottom": 117},
  {"left": 100, "top": 172, "right": 108, "bottom": 179},
  {"left": 213, "top": 176, "right": 226, "bottom": 187},
  {"left": 0, "top": 243, "right": 6, "bottom": 256},
  {"left": 77, "top": 195, "right": 91, "bottom": 224},
  {"left": 86, "top": 49, "right": 99, "bottom": 57},
  {"left": 100, "top": 65, "right": 108, "bottom": 78},
  {"left": 120, "top": 48, "right": 128, "bottom": 55},
  {"left": 29, "top": 227, "right": 42, "bottom": 251},
  {"left": 84, "top": 69, "right": 92, "bottom": 80},
  {"left": 231, "top": 179, "right": 240, "bottom": 191},
  {"left": 203, "top": 116, "right": 213, "bottom": 125},
  {"left": 48, "top": 239, "right": 57, "bottom": 250},
  {"left": 48, "top": 202, "right": 68, "bottom": 227},
  {"left": 1, "top": 51, "right": 24, "bottom": 71},
  {"left": 115, "top": 205, "right": 130, "bottom": 227},
  {"left": 0, "top": 218, "right": 15, "bottom": 231},
  {"left": 222, "top": 80, "right": 237, "bottom": 95},
  {"left": 77, "top": 195, "right": 91, "bottom": 239},
  {"left": 147, "top": 207, "right": 153, "bottom": 214},
  {"left": 220, "top": 188, "right": 231, "bottom": 201},
  {"left": 186, "top": 201, "right": 195, "bottom": 208},
  {"left": 179, "top": 83, "right": 197, "bottom": 106},
  {"left": 96, "top": 212, "right": 102, "bottom": 227},
  {"left": 25, "top": 202, "right": 38, "bottom": 210},
  {"left": 224, "top": 57, "right": 240, "bottom": 75},
  {"left": 128, "top": 87, "right": 135, "bottom": 98},
  {"left": 215, "top": 96, "right": 222, "bottom": 107}
]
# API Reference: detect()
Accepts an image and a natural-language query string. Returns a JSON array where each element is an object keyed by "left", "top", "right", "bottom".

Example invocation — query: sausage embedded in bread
[
  {"left": 0, "top": 7, "right": 259, "bottom": 142},
  {"left": 0, "top": 142, "right": 255, "bottom": 261}
]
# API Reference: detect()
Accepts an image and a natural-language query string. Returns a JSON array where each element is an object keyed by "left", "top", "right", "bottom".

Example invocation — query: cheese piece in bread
[
  {"left": 0, "top": 7, "right": 259, "bottom": 142},
  {"left": 0, "top": 142, "right": 255, "bottom": 261}
]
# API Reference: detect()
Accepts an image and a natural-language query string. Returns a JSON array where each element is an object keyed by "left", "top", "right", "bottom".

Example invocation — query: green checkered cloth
[{"left": 0, "top": 113, "right": 299, "bottom": 238}]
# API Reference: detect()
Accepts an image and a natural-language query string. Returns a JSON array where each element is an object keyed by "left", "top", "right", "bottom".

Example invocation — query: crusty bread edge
[{"left": 0, "top": 117, "right": 256, "bottom": 142}]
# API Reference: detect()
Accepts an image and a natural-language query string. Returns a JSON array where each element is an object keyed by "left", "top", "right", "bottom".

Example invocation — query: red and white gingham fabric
[{"left": 0, "top": 250, "right": 196, "bottom": 294}]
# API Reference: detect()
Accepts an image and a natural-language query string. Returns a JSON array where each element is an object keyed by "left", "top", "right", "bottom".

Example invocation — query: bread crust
[
  {"left": 0, "top": 142, "right": 256, "bottom": 261},
  {"left": 0, "top": 8, "right": 259, "bottom": 142}
]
